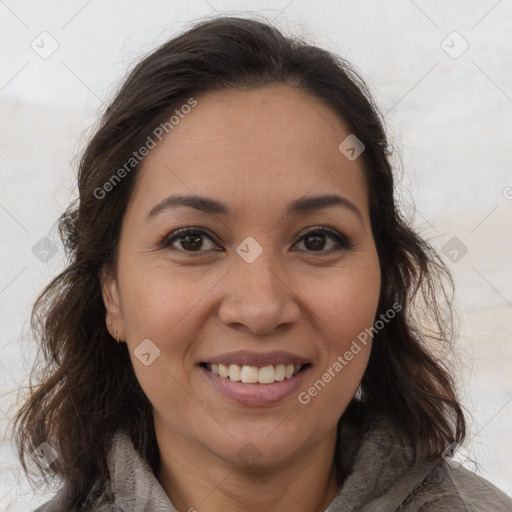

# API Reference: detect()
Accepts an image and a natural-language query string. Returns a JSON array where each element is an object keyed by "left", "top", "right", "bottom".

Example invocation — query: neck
[{"left": 155, "top": 426, "right": 339, "bottom": 512}]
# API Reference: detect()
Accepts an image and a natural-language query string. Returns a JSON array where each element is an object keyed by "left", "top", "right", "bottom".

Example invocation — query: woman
[{"left": 13, "top": 15, "right": 512, "bottom": 512}]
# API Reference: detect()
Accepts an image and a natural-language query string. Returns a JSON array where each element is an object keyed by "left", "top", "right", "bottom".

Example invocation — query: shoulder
[
  {"left": 32, "top": 490, "right": 65, "bottom": 512},
  {"left": 330, "top": 407, "right": 512, "bottom": 512},
  {"left": 31, "top": 429, "right": 129, "bottom": 512},
  {"left": 405, "top": 462, "right": 512, "bottom": 512},
  {"left": 31, "top": 428, "right": 165, "bottom": 511},
  {"left": 32, "top": 486, "right": 115, "bottom": 512}
]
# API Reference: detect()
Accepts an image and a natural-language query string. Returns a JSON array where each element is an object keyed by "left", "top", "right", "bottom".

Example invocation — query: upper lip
[{"left": 200, "top": 350, "right": 310, "bottom": 367}]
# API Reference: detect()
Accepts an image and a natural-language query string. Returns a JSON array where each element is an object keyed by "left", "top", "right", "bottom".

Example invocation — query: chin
[{"left": 205, "top": 422, "right": 315, "bottom": 468}]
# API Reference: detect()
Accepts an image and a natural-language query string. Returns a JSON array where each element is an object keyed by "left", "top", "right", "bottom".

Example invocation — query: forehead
[{"left": 128, "top": 85, "right": 370, "bottom": 222}]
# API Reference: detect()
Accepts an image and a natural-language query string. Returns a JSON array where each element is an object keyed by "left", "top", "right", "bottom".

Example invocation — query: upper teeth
[{"left": 208, "top": 363, "right": 301, "bottom": 384}]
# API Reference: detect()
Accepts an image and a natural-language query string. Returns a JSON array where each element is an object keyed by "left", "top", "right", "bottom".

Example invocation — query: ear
[{"left": 100, "top": 266, "right": 126, "bottom": 341}]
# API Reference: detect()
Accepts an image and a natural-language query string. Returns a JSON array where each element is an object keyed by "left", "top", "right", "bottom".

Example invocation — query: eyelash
[{"left": 158, "top": 226, "right": 353, "bottom": 256}]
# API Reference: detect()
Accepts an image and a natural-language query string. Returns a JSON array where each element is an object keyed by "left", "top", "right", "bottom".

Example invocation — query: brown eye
[
  {"left": 159, "top": 226, "right": 352, "bottom": 256},
  {"left": 304, "top": 233, "right": 327, "bottom": 251},
  {"left": 294, "top": 227, "right": 352, "bottom": 254},
  {"left": 179, "top": 232, "right": 204, "bottom": 251},
  {"left": 160, "top": 228, "right": 218, "bottom": 253}
]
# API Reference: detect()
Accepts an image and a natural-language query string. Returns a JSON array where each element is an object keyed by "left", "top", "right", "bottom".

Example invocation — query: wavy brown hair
[{"left": 12, "top": 15, "right": 466, "bottom": 510}]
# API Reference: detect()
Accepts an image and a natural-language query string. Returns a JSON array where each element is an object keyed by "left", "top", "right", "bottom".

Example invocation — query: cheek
[
  {"left": 296, "top": 258, "right": 380, "bottom": 414},
  {"left": 306, "top": 258, "right": 381, "bottom": 346},
  {"left": 120, "top": 247, "right": 381, "bottom": 356},
  {"left": 118, "top": 265, "right": 203, "bottom": 420},
  {"left": 119, "top": 260, "right": 208, "bottom": 342}
]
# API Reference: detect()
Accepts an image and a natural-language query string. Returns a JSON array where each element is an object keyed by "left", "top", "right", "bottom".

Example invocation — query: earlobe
[{"left": 100, "top": 267, "right": 125, "bottom": 341}]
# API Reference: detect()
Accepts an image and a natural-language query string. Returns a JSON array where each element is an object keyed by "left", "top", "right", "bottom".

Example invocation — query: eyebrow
[{"left": 147, "top": 193, "right": 363, "bottom": 223}]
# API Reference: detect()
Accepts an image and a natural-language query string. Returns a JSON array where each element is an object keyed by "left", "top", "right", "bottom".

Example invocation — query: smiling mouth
[{"left": 200, "top": 362, "right": 311, "bottom": 384}]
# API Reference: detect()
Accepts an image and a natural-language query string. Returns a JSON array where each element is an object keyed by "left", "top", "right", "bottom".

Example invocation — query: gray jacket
[{"left": 34, "top": 414, "right": 512, "bottom": 511}]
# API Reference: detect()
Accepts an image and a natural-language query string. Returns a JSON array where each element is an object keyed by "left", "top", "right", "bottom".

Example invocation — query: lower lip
[{"left": 199, "top": 365, "right": 311, "bottom": 407}]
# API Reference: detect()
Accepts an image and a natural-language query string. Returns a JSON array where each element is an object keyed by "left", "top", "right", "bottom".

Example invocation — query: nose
[{"left": 217, "top": 250, "right": 301, "bottom": 335}]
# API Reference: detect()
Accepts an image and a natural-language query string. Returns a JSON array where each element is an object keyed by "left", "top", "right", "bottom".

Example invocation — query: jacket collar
[{"left": 101, "top": 413, "right": 437, "bottom": 512}]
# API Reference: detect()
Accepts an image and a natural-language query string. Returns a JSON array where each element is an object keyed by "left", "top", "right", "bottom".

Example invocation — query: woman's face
[{"left": 102, "top": 85, "right": 381, "bottom": 467}]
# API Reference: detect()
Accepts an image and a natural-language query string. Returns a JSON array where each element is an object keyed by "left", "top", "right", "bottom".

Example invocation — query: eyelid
[
  {"left": 159, "top": 225, "right": 352, "bottom": 254},
  {"left": 293, "top": 225, "right": 352, "bottom": 251},
  {"left": 158, "top": 226, "right": 218, "bottom": 252}
]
